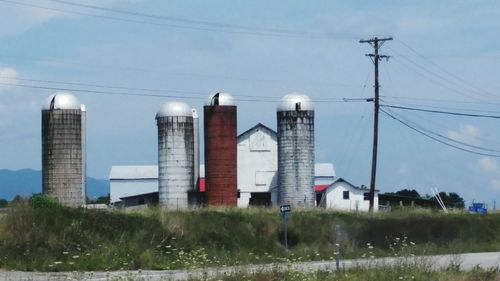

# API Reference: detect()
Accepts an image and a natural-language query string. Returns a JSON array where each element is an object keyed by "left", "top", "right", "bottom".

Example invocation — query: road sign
[
  {"left": 280, "top": 204, "right": 291, "bottom": 213},
  {"left": 279, "top": 204, "right": 291, "bottom": 254}
]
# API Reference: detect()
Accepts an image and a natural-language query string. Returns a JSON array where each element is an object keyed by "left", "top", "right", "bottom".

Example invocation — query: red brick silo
[{"left": 204, "top": 92, "right": 237, "bottom": 206}]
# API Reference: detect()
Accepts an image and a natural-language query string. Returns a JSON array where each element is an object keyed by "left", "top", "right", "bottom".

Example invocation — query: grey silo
[
  {"left": 192, "top": 108, "right": 199, "bottom": 191},
  {"left": 156, "top": 101, "right": 194, "bottom": 209},
  {"left": 41, "top": 92, "right": 86, "bottom": 207},
  {"left": 277, "top": 94, "right": 315, "bottom": 207}
]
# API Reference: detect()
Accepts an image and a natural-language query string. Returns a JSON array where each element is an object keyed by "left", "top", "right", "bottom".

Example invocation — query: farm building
[
  {"left": 237, "top": 123, "right": 278, "bottom": 207},
  {"left": 317, "top": 178, "right": 379, "bottom": 212},
  {"left": 109, "top": 123, "right": 336, "bottom": 208},
  {"left": 237, "top": 123, "right": 335, "bottom": 207},
  {"left": 109, "top": 165, "right": 158, "bottom": 204}
]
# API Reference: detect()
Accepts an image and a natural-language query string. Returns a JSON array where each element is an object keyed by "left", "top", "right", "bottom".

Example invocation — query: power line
[
  {"left": 381, "top": 104, "right": 500, "bottom": 119},
  {"left": 380, "top": 108, "right": 500, "bottom": 158},
  {"left": 384, "top": 108, "right": 500, "bottom": 153},
  {"left": 0, "top": 52, "right": 360, "bottom": 89},
  {"left": 389, "top": 104, "right": 500, "bottom": 146},
  {"left": 0, "top": 0, "right": 359, "bottom": 39},
  {"left": 388, "top": 52, "right": 493, "bottom": 103},
  {"left": 396, "top": 39, "right": 498, "bottom": 99},
  {"left": 0, "top": 80, "right": 365, "bottom": 103},
  {"left": 0, "top": 75, "right": 278, "bottom": 100},
  {"left": 47, "top": 0, "right": 359, "bottom": 39},
  {"left": 379, "top": 99, "right": 500, "bottom": 114},
  {"left": 381, "top": 94, "right": 500, "bottom": 107},
  {"left": 0, "top": 0, "right": 278, "bottom": 37}
]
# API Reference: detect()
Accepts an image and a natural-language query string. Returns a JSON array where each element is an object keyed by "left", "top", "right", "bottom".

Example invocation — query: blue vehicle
[{"left": 469, "top": 203, "right": 488, "bottom": 215}]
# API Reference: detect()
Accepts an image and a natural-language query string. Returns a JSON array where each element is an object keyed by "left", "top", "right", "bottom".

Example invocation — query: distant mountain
[{"left": 0, "top": 169, "right": 109, "bottom": 201}]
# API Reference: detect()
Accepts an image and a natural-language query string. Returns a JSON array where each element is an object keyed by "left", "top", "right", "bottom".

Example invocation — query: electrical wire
[
  {"left": 47, "top": 0, "right": 360, "bottom": 39},
  {"left": 379, "top": 99, "right": 500, "bottom": 115},
  {"left": 0, "top": 52, "right": 361, "bottom": 89},
  {"left": 381, "top": 104, "right": 500, "bottom": 119},
  {"left": 388, "top": 53, "right": 493, "bottom": 103},
  {"left": 0, "top": 0, "right": 359, "bottom": 39},
  {"left": 381, "top": 94, "right": 500, "bottom": 107},
  {"left": 380, "top": 108, "right": 500, "bottom": 157},
  {"left": 0, "top": 79, "right": 367, "bottom": 103},
  {"left": 384, "top": 108, "right": 500, "bottom": 153},
  {"left": 396, "top": 39, "right": 498, "bottom": 99}
]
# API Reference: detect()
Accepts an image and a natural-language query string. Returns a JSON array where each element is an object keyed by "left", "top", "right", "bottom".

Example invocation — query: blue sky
[{"left": 0, "top": 0, "right": 499, "bottom": 206}]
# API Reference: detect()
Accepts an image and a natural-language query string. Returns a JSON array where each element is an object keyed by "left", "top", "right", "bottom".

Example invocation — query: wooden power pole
[{"left": 359, "top": 36, "right": 392, "bottom": 212}]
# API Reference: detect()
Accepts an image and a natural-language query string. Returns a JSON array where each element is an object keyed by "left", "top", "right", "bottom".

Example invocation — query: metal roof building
[{"left": 109, "top": 165, "right": 158, "bottom": 203}]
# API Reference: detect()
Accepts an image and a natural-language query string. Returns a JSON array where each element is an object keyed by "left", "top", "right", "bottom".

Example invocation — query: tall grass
[{"left": 0, "top": 198, "right": 499, "bottom": 271}]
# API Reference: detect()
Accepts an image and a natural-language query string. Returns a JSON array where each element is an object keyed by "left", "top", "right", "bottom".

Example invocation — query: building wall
[
  {"left": 109, "top": 179, "right": 158, "bottom": 203},
  {"left": 237, "top": 126, "right": 277, "bottom": 207},
  {"left": 42, "top": 109, "right": 85, "bottom": 207},
  {"left": 324, "top": 182, "right": 379, "bottom": 212}
]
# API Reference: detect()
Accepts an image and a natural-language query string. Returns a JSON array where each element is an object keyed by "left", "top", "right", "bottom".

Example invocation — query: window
[
  {"left": 364, "top": 192, "right": 370, "bottom": 201},
  {"left": 343, "top": 191, "right": 349, "bottom": 200}
]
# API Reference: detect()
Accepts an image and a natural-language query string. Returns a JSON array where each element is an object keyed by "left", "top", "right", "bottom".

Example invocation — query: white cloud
[
  {"left": 478, "top": 157, "right": 498, "bottom": 173},
  {"left": 447, "top": 124, "right": 479, "bottom": 145},
  {"left": 0, "top": 67, "right": 18, "bottom": 92},
  {"left": 477, "top": 157, "right": 500, "bottom": 192}
]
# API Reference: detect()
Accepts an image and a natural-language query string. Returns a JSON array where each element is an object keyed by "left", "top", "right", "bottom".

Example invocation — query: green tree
[
  {"left": 395, "top": 189, "right": 421, "bottom": 198},
  {"left": 0, "top": 198, "right": 8, "bottom": 208},
  {"left": 438, "top": 192, "right": 465, "bottom": 209}
]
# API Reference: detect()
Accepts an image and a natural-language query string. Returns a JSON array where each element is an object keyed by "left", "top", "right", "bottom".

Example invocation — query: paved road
[{"left": 1, "top": 252, "right": 499, "bottom": 281}]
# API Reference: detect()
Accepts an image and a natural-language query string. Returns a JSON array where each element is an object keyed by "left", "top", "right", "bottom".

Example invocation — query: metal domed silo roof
[
  {"left": 156, "top": 101, "right": 192, "bottom": 118},
  {"left": 206, "top": 92, "right": 235, "bottom": 106},
  {"left": 277, "top": 93, "right": 314, "bottom": 111},
  {"left": 42, "top": 92, "right": 81, "bottom": 110}
]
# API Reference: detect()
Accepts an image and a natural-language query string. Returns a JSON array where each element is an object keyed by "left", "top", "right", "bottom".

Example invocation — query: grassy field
[{"left": 0, "top": 196, "right": 499, "bottom": 271}]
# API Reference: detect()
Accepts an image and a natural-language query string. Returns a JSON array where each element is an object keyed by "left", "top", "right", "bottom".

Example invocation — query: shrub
[{"left": 29, "top": 194, "right": 62, "bottom": 209}]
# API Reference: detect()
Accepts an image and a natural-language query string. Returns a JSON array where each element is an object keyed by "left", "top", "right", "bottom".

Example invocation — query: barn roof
[
  {"left": 237, "top": 123, "right": 276, "bottom": 139},
  {"left": 109, "top": 166, "right": 158, "bottom": 180}
]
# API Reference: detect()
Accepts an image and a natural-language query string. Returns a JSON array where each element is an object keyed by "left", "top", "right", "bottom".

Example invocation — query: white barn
[
  {"left": 237, "top": 123, "right": 278, "bottom": 207},
  {"left": 237, "top": 123, "right": 336, "bottom": 207},
  {"left": 318, "top": 178, "right": 379, "bottom": 212}
]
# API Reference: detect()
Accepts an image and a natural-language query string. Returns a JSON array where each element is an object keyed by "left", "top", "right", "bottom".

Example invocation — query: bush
[{"left": 29, "top": 194, "right": 62, "bottom": 209}]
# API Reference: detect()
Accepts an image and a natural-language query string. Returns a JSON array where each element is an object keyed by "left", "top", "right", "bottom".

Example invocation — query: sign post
[{"left": 280, "top": 204, "right": 291, "bottom": 255}]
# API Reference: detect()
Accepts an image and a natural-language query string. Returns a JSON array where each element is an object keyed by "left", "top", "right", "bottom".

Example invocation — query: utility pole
[{"left": 359, "top": 36, "right": 392, "bottom": 212}]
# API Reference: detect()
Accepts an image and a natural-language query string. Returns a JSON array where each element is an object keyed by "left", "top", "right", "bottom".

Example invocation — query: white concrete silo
[
  {"left": 156, "top": 101, "right": 194, "bottom": 208},
  {"left": 277, "top": 93, "right": 315, "bottom": 207},
  {"left": 42, "top": 92, "right": 86, "bottom": 207}
]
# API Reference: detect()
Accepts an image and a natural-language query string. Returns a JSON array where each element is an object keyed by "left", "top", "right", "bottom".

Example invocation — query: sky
[{"left": 0, "top": 0, "right": 500, "bottom": 206}]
